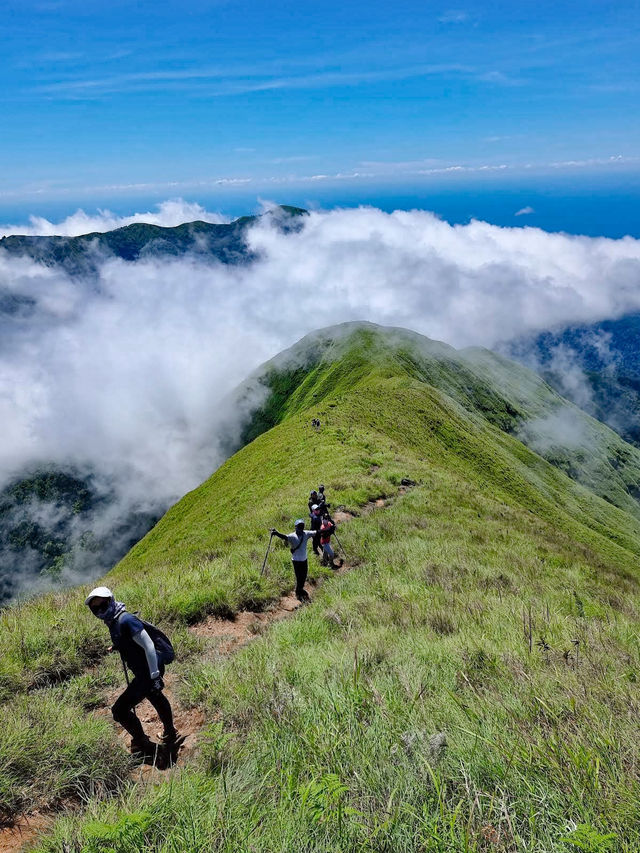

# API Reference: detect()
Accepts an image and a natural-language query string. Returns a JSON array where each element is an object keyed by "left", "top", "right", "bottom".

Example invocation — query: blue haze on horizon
[{"left": 1, "top": 0, "right": 639, "bottom": 237}]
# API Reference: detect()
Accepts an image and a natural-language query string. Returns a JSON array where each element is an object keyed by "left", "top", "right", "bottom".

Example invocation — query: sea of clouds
[{"left": 2, "top": 200, "right": 640, "bottom": 594}]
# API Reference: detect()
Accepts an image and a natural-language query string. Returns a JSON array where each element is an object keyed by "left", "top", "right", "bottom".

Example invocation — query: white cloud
[
  {"left": 2, "top": 204, "right": 640, "bottom": 590},
  {"left": 0, "top": 198, "right": 227, "bottom": 238},
  {"left": 515, "top": 206, "right": 535, "bottom": 216}
]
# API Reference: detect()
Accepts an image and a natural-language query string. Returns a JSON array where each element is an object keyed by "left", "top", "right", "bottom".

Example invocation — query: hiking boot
[{"left": 130, "top": 737, "right": 157, "bottom": 758}]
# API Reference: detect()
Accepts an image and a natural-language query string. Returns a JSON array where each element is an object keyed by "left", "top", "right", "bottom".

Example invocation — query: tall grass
[{"left": 0, "top": 671, "right": 132, "bottom": 823}]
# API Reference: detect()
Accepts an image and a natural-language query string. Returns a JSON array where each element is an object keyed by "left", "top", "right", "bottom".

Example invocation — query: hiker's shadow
[{"left": 157, "top": 741, "right": 184, "bottom": 769}]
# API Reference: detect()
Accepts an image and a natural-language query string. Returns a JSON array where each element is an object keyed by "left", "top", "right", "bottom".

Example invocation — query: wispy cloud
[
  {"left": 438, "top": 10, "right": 470, "bottom": 24},
  {"left": 549, "top": 154, "right": 635, "bottom": 169},
  {"left": 417, "top": 163, "right": 509, "bottom": 175},
  {"left": 38, "top": 51, "right": 85, "bottom": 63},
  {"left": 1, "top": 153, "right": 636, "bottom": 202},
  {"left": 477, "top": 70, "right": 525, "bottom": 86},
  {"left": 515, "top": 206, "right": 535, "bottom": 216},
  {"left": 270, "top": 155, "right": 314, "bottom": 165},
  {"left": 35, "top": 61, "right": 474, "bottom": 99}
]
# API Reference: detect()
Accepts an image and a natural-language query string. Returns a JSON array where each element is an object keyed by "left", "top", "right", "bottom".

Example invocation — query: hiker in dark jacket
[
  {"left": 271, "top": 520, "right": 315, "bottom": 601},
  {"left": 317, "top": 484, "right": 328, "bottom": 510},
  {"left": 85, "top": 585, "right": 179, "bottom": 757}
]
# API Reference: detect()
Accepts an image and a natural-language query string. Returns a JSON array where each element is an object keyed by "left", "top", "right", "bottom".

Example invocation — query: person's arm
[
  {"left": 133, "top": 629, "right": 160, "bottom": 680},
  {"left": 270, "top": 528, "right": 288, "bottom": 542}
]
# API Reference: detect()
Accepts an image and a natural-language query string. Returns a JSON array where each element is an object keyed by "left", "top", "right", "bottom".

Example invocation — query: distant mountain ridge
[{"left": 0, "top": 205, "right": 307, "bottom": 275}]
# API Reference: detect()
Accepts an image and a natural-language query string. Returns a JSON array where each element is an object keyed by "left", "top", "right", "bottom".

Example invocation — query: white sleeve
[{"left": 133, "top": 629, "right": 160, "bottom": 679}]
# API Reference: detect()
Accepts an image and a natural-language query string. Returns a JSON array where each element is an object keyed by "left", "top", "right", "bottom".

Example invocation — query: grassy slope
[
  {"left": 239, "top": 323, "right": 640, "bottom": 520},
  {"left": 2, "top": 325, "right": 640, "bottom": 850}
]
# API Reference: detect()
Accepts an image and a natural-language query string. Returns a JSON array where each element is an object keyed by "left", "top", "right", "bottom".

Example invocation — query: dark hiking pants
[
  {"left": 310, "top": 518, "right": 321, "bottom": 554},
  {"left": 112, "top": 664, "right": 174, "bottom": 743},
  {"left": 292, "top": 559, "right": 308, "bottom": 599}
]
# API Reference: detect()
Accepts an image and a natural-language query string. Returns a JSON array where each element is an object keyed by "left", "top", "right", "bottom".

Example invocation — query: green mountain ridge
[
  {"left": 239, "top": 321, "right": 640, "bottom": 520},
  {"left": 0, "top": 205, "right": 307, "bottom": 275},
  {"left": 2, "top": 322, "right": 640, "bottom": 850}
]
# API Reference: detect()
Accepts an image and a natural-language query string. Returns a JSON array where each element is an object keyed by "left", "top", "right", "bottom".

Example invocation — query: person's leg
[
  {"left": 112, "top": 678, "right": 149, "bottom": 745},
  {"left": 324, "top": 543, "right": 335, "bottom": 566},
  {"left": 145, "top": 666, "right": 177, "bottom": 741},
  {"left": 293, "top": 559, "right": 308, "bottom": 600},
  {"left": 312, "top": 527, "right": 321, "bottom": 555}
]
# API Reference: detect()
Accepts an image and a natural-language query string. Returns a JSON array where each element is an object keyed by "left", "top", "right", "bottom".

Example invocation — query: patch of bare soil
[
  {"left": 191, "top": 593, "right": 302, "bottom": 646},
  {"left": 332, "top": 509, "right": 355, "bottom": 523},
  {"left": 94, "top": 670, "right": 205, "bottom": 774},
  {"left": 0, "top": 815, "right": 52, "bottom": 853},
  {"left": 333, "top": 496, "right": 387, "bottom": 523}
]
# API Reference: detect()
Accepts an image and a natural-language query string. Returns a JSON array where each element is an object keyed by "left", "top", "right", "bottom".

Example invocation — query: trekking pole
[
  {"left": 260, "top": 532, "right": 274, "bottom": 577},
  {"left": 120, "top": 652, "right": 130, "bottom": 686},
  {"left": 333, "top": 532, "right": 348, "bottom": 562}
]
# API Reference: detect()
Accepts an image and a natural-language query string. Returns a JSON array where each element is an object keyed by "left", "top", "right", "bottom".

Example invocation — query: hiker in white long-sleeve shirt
[{"left": 270, "top": 519, "right": 315, "bottom": 601}]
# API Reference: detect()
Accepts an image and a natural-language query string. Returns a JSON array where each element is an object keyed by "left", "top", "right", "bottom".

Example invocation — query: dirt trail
[
  {"left": 0, "top": 817, "right": 49, "bottom": 853},
  {"left": 0, "top": 484, "right": 415, "bottom": 851}
]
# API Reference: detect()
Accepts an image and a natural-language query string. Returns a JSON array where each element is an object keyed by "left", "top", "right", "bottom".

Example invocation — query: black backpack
[{"left": 135, "top": 616, "right": 175, "bottom": 665}]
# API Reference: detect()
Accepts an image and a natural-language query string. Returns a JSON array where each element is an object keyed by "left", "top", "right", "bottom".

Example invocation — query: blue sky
[{"left": 1, "top": 0, "right": 639, "bottom": 227}]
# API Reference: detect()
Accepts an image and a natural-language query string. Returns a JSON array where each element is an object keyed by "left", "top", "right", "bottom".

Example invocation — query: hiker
[
  {"left": 319, "top": 511, "right": 340, "bottom": 568},
  {"left": 270, "top": 520, "right": 315, "bottom": 601},
  {"left": 317, "top": 484, "right": 328, "bottom": 511},
  {"left": 309, "top": 502, "right": 323, "bottom": 555},
  {"left": 85, "top": 586, "right": 179, "bottom": 758},
  {"left": 308, "top": 489, "right": 319, "bottom": 513}
]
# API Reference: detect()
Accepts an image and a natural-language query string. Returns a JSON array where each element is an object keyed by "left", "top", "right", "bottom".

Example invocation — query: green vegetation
[
  {"left": 0, "top": 668, "right": 132, "bottom": 823},
  {"left": 2, "top": 324, "right": 640, "bottom": 851}
]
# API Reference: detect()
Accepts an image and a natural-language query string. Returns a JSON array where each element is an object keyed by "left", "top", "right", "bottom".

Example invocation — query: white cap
[
  {"left": 312, "top": 504, "right": 319, "bottom": 510},
  {"left": 295, "top": 519, "right": 305, "bottom": 526},
  {"left": 85, "top": 586, "right": 113, "bottom": 606}
]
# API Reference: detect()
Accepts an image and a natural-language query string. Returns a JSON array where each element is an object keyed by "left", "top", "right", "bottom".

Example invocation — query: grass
[
  {"left": 0, "top": 665, "right": 132, "bottom": 824},
  {"left": 2, "top": 324, "right": 640, "bottom": 850}
]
